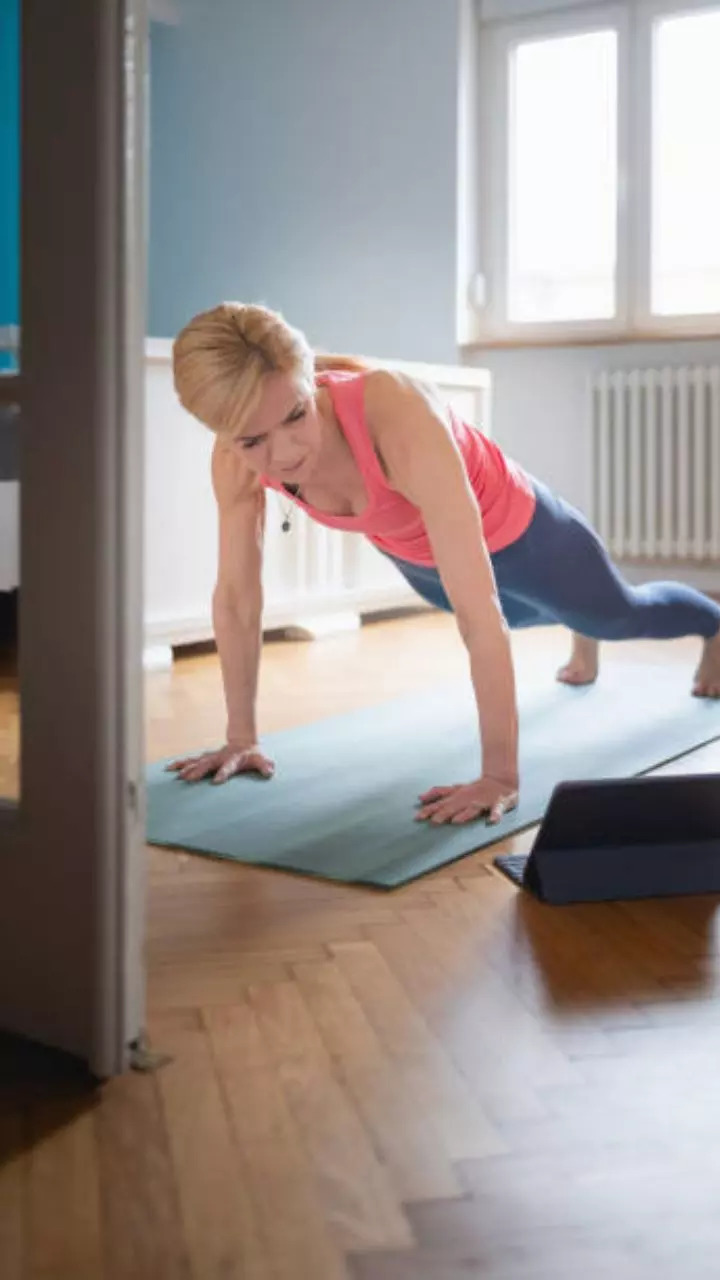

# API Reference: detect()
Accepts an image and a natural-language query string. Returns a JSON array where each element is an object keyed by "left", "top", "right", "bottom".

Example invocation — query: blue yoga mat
[{"left": 146, "top": 661, "right": 720, "bottom": 888}]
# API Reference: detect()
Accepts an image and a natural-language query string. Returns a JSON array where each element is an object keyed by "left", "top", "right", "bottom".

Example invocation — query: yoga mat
[{"left": 146, "top": 661, "right": 720, "bottom": 888}]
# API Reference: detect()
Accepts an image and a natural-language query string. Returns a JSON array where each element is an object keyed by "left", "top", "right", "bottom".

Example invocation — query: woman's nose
[{"left": 270, "top": 435, "right": 299, "bottom": 470}]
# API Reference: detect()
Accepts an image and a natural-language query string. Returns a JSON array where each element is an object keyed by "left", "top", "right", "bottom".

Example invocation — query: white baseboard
[{"left": 144, "top": 582, "right": 429, "bottom": 652}]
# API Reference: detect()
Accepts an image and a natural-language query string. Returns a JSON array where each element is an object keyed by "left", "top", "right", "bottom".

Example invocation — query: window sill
[{"left": 460, "top": 328, "right": 720, "bottom": 352}]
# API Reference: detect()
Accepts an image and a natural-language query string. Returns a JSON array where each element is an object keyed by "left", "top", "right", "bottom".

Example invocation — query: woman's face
[{"left": 230, "top": 371, "right": 324, "bottom": 485}]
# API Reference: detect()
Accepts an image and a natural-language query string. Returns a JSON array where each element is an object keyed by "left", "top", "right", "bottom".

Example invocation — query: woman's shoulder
[{"left": 363, "top": 367, "right": 447, "bottom": 430}]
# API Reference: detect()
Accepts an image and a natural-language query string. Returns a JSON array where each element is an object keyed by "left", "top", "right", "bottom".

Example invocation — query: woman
[{"left": 168, "top": 302, "right": 720, "bottom": 827}]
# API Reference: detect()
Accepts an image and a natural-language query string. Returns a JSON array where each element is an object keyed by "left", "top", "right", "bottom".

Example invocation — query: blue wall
[
  {"left": 0, "top": 0, "right": 19, "bottom": 369},
  {"left": 148, "top": 0, "right": 460, "bottom": 362}
]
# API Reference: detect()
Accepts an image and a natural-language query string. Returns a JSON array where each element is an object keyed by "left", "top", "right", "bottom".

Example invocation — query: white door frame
[{"left": 0, "top": 0, "right": 146, "bottom": 1077}]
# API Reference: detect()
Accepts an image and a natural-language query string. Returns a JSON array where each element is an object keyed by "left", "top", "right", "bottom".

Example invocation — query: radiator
[{"left": 591, "top": 366, "right": 720, "bottom": 561}]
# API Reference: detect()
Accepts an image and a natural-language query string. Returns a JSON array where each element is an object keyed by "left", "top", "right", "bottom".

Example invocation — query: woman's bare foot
[
  {"left": 556, "top": 633, "right": 599, "bottom": 686},
  {"left": 693, "top": 630, "right": 720, "bottom": 697}
]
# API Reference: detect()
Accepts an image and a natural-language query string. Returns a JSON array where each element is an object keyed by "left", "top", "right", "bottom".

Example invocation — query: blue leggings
[{"left": 385, "top": 481, "right": 720, "bottom": 641}]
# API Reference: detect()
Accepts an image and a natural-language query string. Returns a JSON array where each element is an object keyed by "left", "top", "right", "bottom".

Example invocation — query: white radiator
[{"left": 591, "top": 366, "right": 720, "bottom": 562}]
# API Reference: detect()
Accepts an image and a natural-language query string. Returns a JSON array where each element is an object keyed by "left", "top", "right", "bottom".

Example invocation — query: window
[
  {"left": 474, "top": 1, "right": 720, "bottom": 342},
  {"left": 509, "top": 29, "right": 618, "bottom": 323},
  {"left": 652, "top": 9, "right": 720, "bottom": 315}
]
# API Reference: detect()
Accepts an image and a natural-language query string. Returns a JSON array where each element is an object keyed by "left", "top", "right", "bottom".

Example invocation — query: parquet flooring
[{"left": 1, "top": 613, "right": 720, "bottom": 1278}]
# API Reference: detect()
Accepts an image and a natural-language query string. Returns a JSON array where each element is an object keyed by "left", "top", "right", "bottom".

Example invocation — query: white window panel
[
  {"left": 651, "top": 8, "right": 720, "bottom": 316},
  {"left": 508, "top": 29, "right": 618, "bottom": 323}
]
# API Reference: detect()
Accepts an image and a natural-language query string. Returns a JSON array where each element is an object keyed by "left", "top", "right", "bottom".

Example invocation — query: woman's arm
[
  {"left": 210, "top": 438, "right": 266, "bottom": 748},
  {"left": 167, "top": 440, "right": 274, "bottom": 784},
  {"left": 364, "top": 371, "right": 519, "bottom": 821}
]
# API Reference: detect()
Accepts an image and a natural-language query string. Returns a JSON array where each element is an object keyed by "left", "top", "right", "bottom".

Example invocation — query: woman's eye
[
  {"left": 240, "top": 437, "right": 261, "bottom": 450},
  {"left": 289, "top": 407, "right": 307, "bottom": 422}
]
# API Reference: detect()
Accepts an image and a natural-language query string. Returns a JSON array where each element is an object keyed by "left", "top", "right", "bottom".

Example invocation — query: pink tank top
[{"left": 261, "top": 370, "right": 536, "bottom": 566}]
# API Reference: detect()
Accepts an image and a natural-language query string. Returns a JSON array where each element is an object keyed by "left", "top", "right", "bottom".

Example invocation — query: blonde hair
[{"left": 172, "top": 301, "right": 370, "bottom": 436}]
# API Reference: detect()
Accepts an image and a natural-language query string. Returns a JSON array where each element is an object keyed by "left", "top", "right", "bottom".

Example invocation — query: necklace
[{"left": 280, "top": 483, "right": 301, "bottom": 533}]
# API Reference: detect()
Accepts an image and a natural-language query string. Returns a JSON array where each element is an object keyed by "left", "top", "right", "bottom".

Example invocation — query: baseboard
[{"left": 144, "top": 585, "right": 428, "bottom": 652}]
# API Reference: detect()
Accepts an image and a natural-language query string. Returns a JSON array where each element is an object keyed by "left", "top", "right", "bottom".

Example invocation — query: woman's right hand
[{"left": 166, "top": 743, "right": 275, "bottom": 785}]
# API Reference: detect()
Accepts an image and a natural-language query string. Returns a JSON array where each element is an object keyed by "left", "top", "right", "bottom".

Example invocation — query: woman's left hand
[{"left": 415, "top": 776, "right": 519, "bottom": 826}]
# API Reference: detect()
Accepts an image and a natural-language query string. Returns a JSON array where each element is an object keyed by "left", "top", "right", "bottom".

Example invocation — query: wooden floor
[{"left": 2, "top": 614, "right": 720, "bottom": 1279}]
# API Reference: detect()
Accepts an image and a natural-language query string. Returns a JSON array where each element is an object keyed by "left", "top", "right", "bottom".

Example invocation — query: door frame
[{"left": 0, "top": 0, "right": 146, "bottom": 1077}]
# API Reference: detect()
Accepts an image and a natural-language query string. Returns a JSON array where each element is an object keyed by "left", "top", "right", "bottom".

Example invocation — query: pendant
[{"left": 282, "top": 518, "right": 291, "bottom": 533}]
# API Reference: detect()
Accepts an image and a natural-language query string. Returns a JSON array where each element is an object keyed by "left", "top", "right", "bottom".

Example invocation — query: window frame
[{"left": 473, "top": 0, "right": 720, "bottom": 345}]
